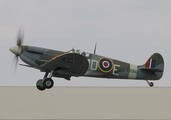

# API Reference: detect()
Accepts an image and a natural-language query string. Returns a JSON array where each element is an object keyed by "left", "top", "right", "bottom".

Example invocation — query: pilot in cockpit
[{"left": 68, "top": 48, "right": 85, "bottom": 56}]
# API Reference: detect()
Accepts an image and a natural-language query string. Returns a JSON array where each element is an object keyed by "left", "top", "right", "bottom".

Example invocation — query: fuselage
[{"left": 19, "top": 45, "right": 161, "bottom": 81}]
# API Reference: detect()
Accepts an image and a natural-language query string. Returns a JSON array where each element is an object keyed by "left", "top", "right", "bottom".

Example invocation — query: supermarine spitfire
[{"left": 9, "top": 28, "right": 164, "bottom": 91}]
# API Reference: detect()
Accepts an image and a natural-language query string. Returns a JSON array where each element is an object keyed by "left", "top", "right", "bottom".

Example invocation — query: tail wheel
[
  {"left": 36, "top": 79, "right": 46, "bottom": 91},
  {"left": 149, "top": 82, "right": 154, "bottom": 87},
  {"left": 146, "top": 80, "right": 154, "bottom": 87},
  {"left": 43, "top": 78, "right": 54, "bottom": 89}
]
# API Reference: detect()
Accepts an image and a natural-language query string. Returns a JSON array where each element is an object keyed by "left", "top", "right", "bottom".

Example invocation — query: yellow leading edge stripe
[{"left": 50, "top": 53, "right": 70, "bottom": 61}]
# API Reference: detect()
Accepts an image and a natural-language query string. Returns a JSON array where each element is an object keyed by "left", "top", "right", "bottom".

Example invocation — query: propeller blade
[
  {"left": 13, "top": 55, "right": 19, "bottom": 73},
  {"left": 17, "top": 26, "right": 24, "bottom": 46}
]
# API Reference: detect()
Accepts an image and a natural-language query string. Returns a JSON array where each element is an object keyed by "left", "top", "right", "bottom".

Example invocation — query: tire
[
  {"left": 43, "top": 78, "right": 54, "bottom": 89},
  {"left": 149, "top": 82, "right": 154, "bottom": 87},
  {"left": 36, "top": 79, "right": 46, "bottom": 91}
]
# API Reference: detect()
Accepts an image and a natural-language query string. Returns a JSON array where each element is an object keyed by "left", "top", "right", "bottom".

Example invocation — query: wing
[{"left": 41, "top": 53, "right": 89, "bottom": 76}]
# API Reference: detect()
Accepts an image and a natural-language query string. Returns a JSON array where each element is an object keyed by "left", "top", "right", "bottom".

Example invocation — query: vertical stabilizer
[{"left": 140, "top": 53, "right": 164, "bottom": 80}]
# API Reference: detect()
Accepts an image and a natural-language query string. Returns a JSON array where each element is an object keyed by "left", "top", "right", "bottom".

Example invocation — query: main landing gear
[
  {"left": 36, "top": 71, "right": 54, "bottom": 91},
  {"left": 146, "top": 80, "right": 154, "bottom": 87}
]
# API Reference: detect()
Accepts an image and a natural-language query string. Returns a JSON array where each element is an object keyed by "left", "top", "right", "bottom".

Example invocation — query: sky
[{"left": 0, "top": 0, "right": 171, "bottom": 86}]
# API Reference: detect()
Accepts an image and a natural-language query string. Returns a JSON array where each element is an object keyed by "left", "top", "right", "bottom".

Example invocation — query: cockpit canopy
[{"left": 67, "top": 48, "right": 90, "bottom": 57}]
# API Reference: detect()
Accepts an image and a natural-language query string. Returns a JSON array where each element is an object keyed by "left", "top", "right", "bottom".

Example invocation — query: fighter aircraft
[{"left": 9, "top": 28, "right": 164, "bottom": 91}]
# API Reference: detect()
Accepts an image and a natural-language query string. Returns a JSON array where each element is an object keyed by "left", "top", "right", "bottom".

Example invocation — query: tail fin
[{"left": 140, "top": 53, "right": 164, "bottom": 79}]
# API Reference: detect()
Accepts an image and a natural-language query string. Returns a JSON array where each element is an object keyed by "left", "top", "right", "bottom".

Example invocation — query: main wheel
[
  {"left": 43, "top": 78, "right": 54, "bottom": 89},
  {"left": 36, "top": 79, "right": 46, "bottom": 91}
]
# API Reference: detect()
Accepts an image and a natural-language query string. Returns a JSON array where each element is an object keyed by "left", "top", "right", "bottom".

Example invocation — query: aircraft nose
[{"left": 9, "top": 46, "right": 21, "bottom": 56}]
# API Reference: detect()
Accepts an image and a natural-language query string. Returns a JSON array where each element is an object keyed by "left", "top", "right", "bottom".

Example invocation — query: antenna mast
[{"left": 93, "top": 43, "right": 97, "bottom": 54}]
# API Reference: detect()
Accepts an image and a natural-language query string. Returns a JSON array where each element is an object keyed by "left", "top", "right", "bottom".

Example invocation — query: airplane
[{"left": 9, "top": 28, "right": 164, "bottom": 91}]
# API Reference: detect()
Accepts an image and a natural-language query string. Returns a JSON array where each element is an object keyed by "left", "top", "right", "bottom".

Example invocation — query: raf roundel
[{"left": 98, "top": 57, "right": 114, "bottom": 73}]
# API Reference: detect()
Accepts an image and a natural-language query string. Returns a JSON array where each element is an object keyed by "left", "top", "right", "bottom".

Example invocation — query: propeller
[{"left": 10, "top": 26, "right": 24, "bottom": 72}]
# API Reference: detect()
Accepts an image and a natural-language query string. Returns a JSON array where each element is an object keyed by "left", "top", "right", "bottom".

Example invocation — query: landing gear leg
[
  {"left": 43, "top": 72, "right": 49, "bottom": 79},
  {"left": 146, "top": 80, "right": 154, "bottom": 87}
]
